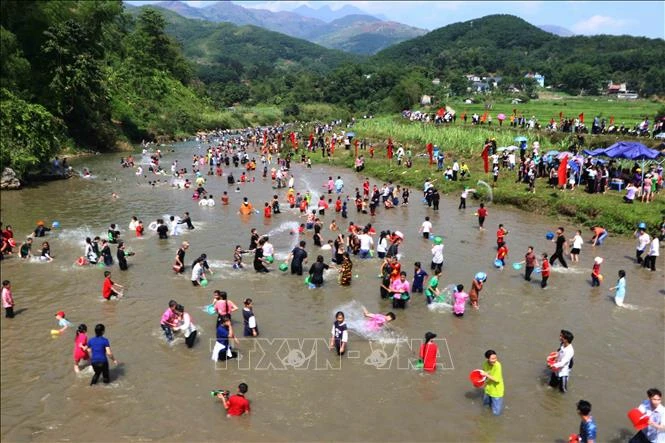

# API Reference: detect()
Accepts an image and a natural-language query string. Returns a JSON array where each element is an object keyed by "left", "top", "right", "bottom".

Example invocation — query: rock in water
[{"left": 1, "top": 168, "right": 21, "bottom": 190}]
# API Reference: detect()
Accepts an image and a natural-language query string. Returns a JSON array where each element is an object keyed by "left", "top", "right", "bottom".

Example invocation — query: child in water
[
  {"left": 330, "top": 311, "right": 348, "bottom": 356},
  {"left": 609, "top": 270, "right": 626, "bottom": 306},
  {"left": 55, "top": 311, "right": 72, "bottom": 334},
  {"left": 362, "top": 307, "right": 396, "bottom": 330},
  {"left": 591, "top": 257, "right": 603, "bottom": 287},
  {"left": 424, "top": 269, "right": 441, "bottom": 304},
  {"left": 73, "top": 324, "right": 89, "bottom": 373},
  {"left": 452, "top": 284, "right": 469, "bottom": 317},
  {"left": 233, "top": 245, "right": 249, "bottom": 269}
]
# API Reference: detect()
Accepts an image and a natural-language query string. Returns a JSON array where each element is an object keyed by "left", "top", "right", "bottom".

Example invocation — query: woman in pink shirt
[
  {"left": 213, "top": 290, "right": 239, "bottom": 326},
  {"left": 2, "top": 279, "right": 14, "bottom": 318},
  {"left": 452, "top": 284, "right": 469, "bottom": 317},
  {"left": 388, "top": 271, "right": 411, "bottom": 309}
]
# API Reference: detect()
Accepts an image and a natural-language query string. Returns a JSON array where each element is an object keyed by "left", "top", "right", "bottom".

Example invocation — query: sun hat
[
  {"left": 56, "top": 311, "right": 65, "bottom": 318},
  {"left": 594, "top": 257, "right": 603, "bottom": 264}
]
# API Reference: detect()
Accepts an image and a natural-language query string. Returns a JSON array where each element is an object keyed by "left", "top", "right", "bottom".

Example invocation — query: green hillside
[{"left": 374, "top": 14, "right": 665, "bottom": 96}]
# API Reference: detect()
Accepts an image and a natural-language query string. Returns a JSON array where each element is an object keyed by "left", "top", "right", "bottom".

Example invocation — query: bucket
[
  {"left": 494, "top": 259, "right": 503, "bottom": 268},
  {"left": 206, "top": 304, "right": 216, "bottom": 316},
  {"left": 512, "top": 262, "right": 523, "bottom": 270},
  {"left": 546, "top": 352, "right": 557, "bottom": 366},
  {"left": 279, "top": 263, "right": 288, "bottom": 272},
  {"left": 469, "top": 369, "right": 486, "bottom": 388},
  {"left": 546, "top": 231, "right": 554, "bottom": 240},
  {"left": 568, "top": 434, "right": 579, "bottom": 443},
  {"left": 627, "top": 408, "right": 649, "bottom": 430},
  {"left": 200, "top": 279, "right": 208, "bottom": 288}
]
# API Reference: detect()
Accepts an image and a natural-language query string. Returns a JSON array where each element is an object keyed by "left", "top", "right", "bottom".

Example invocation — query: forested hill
[
  {"left": 143, "top": 7, "right": 360, "bottom": 73},
  {"left": 373, "top": 14, "right": 665, "bottom": 96}
]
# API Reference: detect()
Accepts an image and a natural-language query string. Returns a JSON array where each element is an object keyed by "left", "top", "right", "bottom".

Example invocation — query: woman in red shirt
[
  {"left": 419, "top": 332, "right": 438, "bottom": 372},
  {"left": 540, "top": 253, "right": 551, "bottom": 289}
]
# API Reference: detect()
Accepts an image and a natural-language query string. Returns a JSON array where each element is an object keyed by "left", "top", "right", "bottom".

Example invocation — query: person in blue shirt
[
  {"left": 211, "top": 316, "right": 238, "bottom": 361},
  {"left": 87, "top": 324, "right": 118, "bottom": 386},
  {"left": 576, "top": 399, "right": 597, "bottom": 443},
  {"left": 412, "top": 262, "right": 428, "bottom": 294}
]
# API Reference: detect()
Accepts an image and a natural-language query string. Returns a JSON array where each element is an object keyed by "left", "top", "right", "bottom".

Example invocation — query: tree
[{"left": 559, "top": 63, "right": 603, "bottom": 95}]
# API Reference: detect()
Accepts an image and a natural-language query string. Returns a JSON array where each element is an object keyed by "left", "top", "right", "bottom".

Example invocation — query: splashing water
[
  {"left": 298, "top": 176, "right": 321, "bottom": 212},
  {"left": 427, "top": 284, "right": 456, "bottom": 312},
  {"left": 266, "top": 221, "right": 301, "bottom": 259},
  {"left": 55, "top": 226, "right": 103, "bottom": 248},
  {"left": 476, "top": 180, "right": 493, "bottom": 203},
  {"left": 332, "top": 300, "right": 408, "bottom": 344}
]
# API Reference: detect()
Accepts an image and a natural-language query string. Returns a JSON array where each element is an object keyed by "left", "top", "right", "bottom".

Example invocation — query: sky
[{"left": 127, "top": 1, "right": 665, "bottom": 39}]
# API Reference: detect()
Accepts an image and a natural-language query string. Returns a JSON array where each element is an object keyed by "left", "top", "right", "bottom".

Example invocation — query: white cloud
[{"left": 571, "top": 15, "right": 631, "bottom": 34}]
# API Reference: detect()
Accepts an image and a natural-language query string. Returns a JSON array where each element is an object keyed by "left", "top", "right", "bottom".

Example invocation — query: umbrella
[
  {"left": 346, "top": 132, "right": 356, "bottom": 138},
  {"left": 589, "top": 141, "right": 663, "bottom": 184},
  {"left": 557, "top": 152, "right": 573, "bottom": 160},
  {"left": 655, "top": 132, "right": 665, "bottom": 139},
  {"left": 583, "top": 148, "right": 607, "bottom": 156},
  {"left": 497, "top": 146, "right": 518, "bottom": 152},
  {"left": 544, "top": 150, "right": 560, "bottom": 157},
  {"left": 497, "top": 113, "right": 506, "bottom": 121},
  {"left": 514, "top": 136, "right": 528, "bottom": 142}
]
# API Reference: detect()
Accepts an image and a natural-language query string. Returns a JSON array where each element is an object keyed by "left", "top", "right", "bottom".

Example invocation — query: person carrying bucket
[
  {"left": 573, "top": 400, "right": 597, "bottom": 443},
  {"left": 628, "top": 388, "right": 665, "bottom": 443},
  {"left": 548, "top": 329, "right": 575, "bottom": 393},
  {"left": 480, "top": 350, "right": 504, "bottom": 416}
]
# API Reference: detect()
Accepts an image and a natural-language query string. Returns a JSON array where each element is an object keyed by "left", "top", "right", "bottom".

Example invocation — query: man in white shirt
[
  {"left": 420, "top": 216, "right": 433, "bottom": 239},
  {"left": 635, "top": 227, "right": 651, "bottom": 265},
  {"left": 549, "top": 329, "right": 574, "bottom": 393},
  {"left": 358, "top": 228, "right": 374, "bottom": 259},
  {"left": 644, "top": 235, "right": 659, "bottom": 272},
  {"left": 631, "top": 388, "right": 665, "bottom": 443},
  {"left": 207, "top": 195, "right": 216, "bottom": 207}
]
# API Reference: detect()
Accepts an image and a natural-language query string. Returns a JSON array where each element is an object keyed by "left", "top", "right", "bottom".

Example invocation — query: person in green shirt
[
  {"left": 424, "top": 268, "right": 441, "bottom": 304},
  {"left": 481, "top": 349, "right": 504, "bottom": 416}
]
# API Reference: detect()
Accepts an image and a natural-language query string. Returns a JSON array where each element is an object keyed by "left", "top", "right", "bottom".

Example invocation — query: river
[{"left": 1, "top": 140, "right": 663, "bottom": 442}]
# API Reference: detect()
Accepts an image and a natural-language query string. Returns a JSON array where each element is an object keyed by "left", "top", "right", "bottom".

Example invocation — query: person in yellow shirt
[{"left": 480, "top": 349, "right": 504, "bottom": 416}]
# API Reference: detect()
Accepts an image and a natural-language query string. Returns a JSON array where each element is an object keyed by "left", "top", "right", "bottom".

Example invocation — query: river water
[{"left": 1, "top": 141, "right": 663, "bottom": 442}]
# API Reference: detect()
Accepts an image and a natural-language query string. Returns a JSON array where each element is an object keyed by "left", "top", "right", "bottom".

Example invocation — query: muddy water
[{"left": 1, "top": 141, "right": 663, "bottom": 442}]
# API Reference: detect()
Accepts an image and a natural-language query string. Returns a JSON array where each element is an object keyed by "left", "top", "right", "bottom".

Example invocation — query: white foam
[{"left": 332, "top": 300, "right": 408, "bottom": 343}]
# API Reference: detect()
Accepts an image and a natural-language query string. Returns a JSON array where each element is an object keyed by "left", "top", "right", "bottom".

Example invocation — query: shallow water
[{"left": 1, "top": 141, "right": 663, "bottom": 442}]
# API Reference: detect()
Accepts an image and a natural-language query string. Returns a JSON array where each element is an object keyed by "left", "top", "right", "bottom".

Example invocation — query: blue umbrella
[
  {"left": 544, "top": 150, "right": 560, "bottom": 157},
  {"left": 346, "top": 132, "right": 356, "bottom": 138},
  {"left": 514, "top": 136, "right": 528, "bottom": 142}
]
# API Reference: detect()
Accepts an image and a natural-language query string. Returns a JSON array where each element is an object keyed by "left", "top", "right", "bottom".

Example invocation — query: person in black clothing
[
  {"left": 386, "top": 232, "right": 403, "bottom": 258},
  {"left": 178, "top": 212, "right": 195, "bottom": 230},
  {"left": 116, "top": 242, "right": 131, "bottom": 271},
  {"left": 33, "top": 222, "right": 51, "bottom": 237},
  {"left": 156, "top": 219, "right": 168, "bottom": 239},
  {"left": 253, "top": 238, "right": 269, "bottom": 273},
  {"left": 308, "top": 255, "right": 329, "bottom": 287},
  {"left": 431, "top": 188, "right": 440, "bottom": 211},
  {"left": 107, "top": 224, "right": 120, "bottom": 244},
  {"left": 550, "top": 227, "right": 569, "bottom": 268},
  {"left": 287, "top": 240, "right": 308, "bottom": 275},
  {"left": 248, "top": 228, "right": 260, "bottom": 251},
  {"left": 174, "top": 241, "right": 189, "bottom": 273}
]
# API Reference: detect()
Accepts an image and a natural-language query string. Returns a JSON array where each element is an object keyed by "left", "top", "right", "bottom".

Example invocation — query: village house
[{"left": 524, "top": 72, "right": 545, "bottom": 88}]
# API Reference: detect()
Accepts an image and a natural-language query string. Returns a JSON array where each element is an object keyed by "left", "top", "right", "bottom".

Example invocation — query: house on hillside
[
  {"left": 465, "top": 74, "right": 481, "bottom": 82},
  {"left": 432, "top": 78, "right": 441, "bottom": 85},
  {"left": 606, "top": 82, "right": 627, "bottom": 94},
  {"left": 485, "top": 76, "right": 502, "bottom": 88},
  {"left": 524, "top": 72, "right": 545, "bottom": 88},
  {"left": 470, "top": 82, "right": 490, "bottom": 93}
]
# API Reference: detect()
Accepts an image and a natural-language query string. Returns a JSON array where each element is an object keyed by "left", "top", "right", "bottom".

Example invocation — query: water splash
[
  {"left": 266, "top": 221, "right": 301, "bottom": 259},
  {"left": 332, "top": 300, "right": 408, "bottom": 344},
  {"left": 476, "top": 180, "right": 493, "bottom": 203},
  {"left": 298, "top": 176, "right": 321, "bottom": 211},
  {"left": 427, "top": 284, "right": 456, "bottom": 312}
]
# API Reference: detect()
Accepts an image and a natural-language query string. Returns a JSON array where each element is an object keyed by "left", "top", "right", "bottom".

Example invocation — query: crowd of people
[{"left": 1, "top": 120, "right": 664, "bottom": 437}]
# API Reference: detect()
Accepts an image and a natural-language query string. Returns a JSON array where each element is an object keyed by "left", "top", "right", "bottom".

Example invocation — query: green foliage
[
  {"left": 0, "top": 88, "right": 65, "bottom": 177},
  {"left": 0, "top": 27, "right": 30, "bottom": 93}
]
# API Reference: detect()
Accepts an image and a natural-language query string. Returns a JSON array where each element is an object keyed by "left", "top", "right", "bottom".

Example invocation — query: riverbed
[{"left": 1, "top": 140, "right": 663, "bottom": 442}]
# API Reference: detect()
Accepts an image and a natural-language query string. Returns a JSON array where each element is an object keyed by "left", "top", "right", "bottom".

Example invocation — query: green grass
[
  {"left": 424, "top": 96, "right": 662, "bottom": 128},
  {"left": 300, "top": 118, "right": 664, "bottom": 236}
]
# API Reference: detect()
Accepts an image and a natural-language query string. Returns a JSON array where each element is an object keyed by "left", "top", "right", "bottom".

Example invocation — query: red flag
[
  {"left": 427, "top": 143, "right": 433, "bottom": 165},
  {"left": 578, "top": 113, "right": 584, "bottom": 124},
  {"left": 481, "top": 112, "right": 488, "bottom": 123},
  {"left": 481, "top": 144, "right": 490, "bottom": 174},
  {"left": 559, "top": 111, "right": 563, "bottom": 121},
  {"left": 277, "top": 132, "right": 282, "bottom": 147},
  {"left": 558, "top": 156, "right": 568, "bottom": 187},
  {"left": 609, "top": 116, "right": 615, "bottom": 126},
  {"left": 263, "top": 130, "right": 267, "bottom": 147},
  {"left": 354, "top": 139, "right": 359, "bottom": 158},
  {"left": 331, "top": 138, "right": 336, "bottom": 156},
  {"left": 309, "top": 132, "right": 314, "bottom": 149},
  {"left": 437, "top": 108, "right": 445, "bottom": 117}
]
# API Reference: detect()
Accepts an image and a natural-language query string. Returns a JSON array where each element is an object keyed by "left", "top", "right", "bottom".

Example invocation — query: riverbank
[{"left": 306, "top": 143, "right": 663, "bottom": 236}]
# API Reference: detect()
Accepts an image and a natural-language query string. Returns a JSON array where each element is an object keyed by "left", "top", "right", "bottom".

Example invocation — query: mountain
[
  {"left": 141, "top": 1, "right": 426, "bottom": 54},
  {"left": 291, "top": 4, "right": 377, "bottom": 22},
  {"left": 313, "top": 15, "right": 428, "bottom": 55},
  {"left": 539, "top": 25, "right": 574, "bottom": 37}
]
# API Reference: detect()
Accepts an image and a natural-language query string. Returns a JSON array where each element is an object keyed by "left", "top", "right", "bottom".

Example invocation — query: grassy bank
[{"left": 302, "top": 121, "right": 664, "bottom": 236}]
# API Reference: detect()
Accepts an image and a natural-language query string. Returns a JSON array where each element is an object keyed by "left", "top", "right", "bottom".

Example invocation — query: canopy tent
[{"left": 587, "top": 141, "right": 663, "bottom": 183}]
